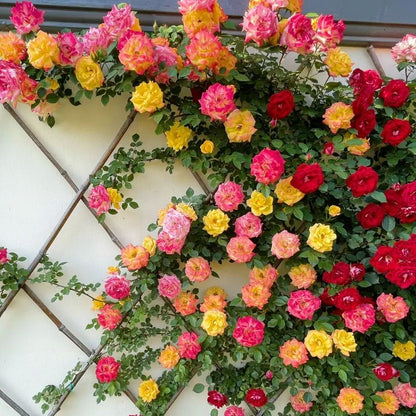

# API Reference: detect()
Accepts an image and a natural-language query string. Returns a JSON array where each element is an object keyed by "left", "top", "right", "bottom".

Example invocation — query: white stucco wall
[{"left": 0, "top": 46, "right": 401, "bottom": 416}]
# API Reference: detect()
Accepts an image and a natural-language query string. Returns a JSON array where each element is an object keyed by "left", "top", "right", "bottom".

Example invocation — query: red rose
[
  {"left": 349, "top": 69, "right": 382, "bottom": 95},
  {"left": 207, "top": 390, "right": 228, "bottom": 408},
  {"left": 384, "top": 181, "right": 416, "bottom": 223},
  {"left": 385, "top": 264, "right": 416, "bottom": 289},
  {"left": 245, "top": 388, "right": 268, "bottom": 407},
  {"left": 370, "top": 246, "right": 397, "bottom": 274},
  {"left": 333, "top": 287, "right": 363, "bottom": 311},
  {"left": 373, "top": 363, "right": 400, "bottom": 381},
  {"left": 267, "top": 90, "right": 295, "bottom": 121},
  {"left": 392, "top": 239, "right": 416, "bottom": 262},
  {"left": 323, "top": 142, "right": 334, "bottom": 155},
  {"left": 320, "top": 287, "right": 335, "bottom": 306},
  {"left": 95, "top": 356, "right": 121, "bottom": 383},
  {"left": 352, "top": 93, "right": 374, "bottom": 115},
  {"left": 357, "top": 203, "right": 386, "bottom": 229},
  {"left": 346, "top": 166, "right": 378, "bottom": 198},
  {"left": 381, "top": 119, "right": 412, "bottom": 146},
  {"left": 379, "top": 79, "right": 410, "bottom": 108},
  {"left": 349, "top": 263, "right": 366, "bottom": 281},
  {"left": 323, "top": 262, "right": 351, "bottom": 285},
  {"left": 291, "top": 163, "right": 324, "bottom": 194},
  {"left": 351, "top": 109, "right": 376, "bottom": 138}
]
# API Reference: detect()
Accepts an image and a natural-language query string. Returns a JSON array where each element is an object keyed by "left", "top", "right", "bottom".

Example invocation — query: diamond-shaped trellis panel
[
  {"left": 0, "top": 398, "right": 19, "bottom": 416},
  {"left": 0, "top": 291, "right": 86, "bottom": 416}
]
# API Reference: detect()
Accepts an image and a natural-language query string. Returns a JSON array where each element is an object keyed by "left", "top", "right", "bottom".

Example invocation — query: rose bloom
[
  {"left": 241, "top": 283, "right": 271, "bottom": 309},
  {"left": 346, "top": 166, "right": 379, "bottom": 198},
  {"left": 227, "top": 236, "right": 256, "bottom": 263},
  {"left": 178, "top": 0, "right": 215, "bottom": 15},
  {"left": 205, "top": 286, "right": 227, "bottom": 299},
  {"left": 370, "top": 245, "right": 396, "bottom": 274},
  {"left": 323, "top": 142, "right": 335, "bottom": 155},
  {"left": 214, "top": 181, "right": 244, "bottom": 212},
  {"left": 379, "top": 79, "right": 410, "bottom": 108},
  {"left": 121, "top": 244, "right": 149, "bottom": 271},
  {"left": 158, "top": 274, "right": 181, "bottom": 299},
  {"left": 88, "top": 185, "right": 111, "bottom": 215},
  {"left": 0, "top": 32, "right": 26, "bottom": 64},
  {"left": 274, "top": 176, "right": 305, "bottom": 206},
  {"left": 373, "top": 363, "right": 400, "bottom": 382},
  {"left": 138, "top": 379, "right": 159, "bottom": 403},
  {"left": 200, "top": 294, "right": 227, "bottom": 313},
  {"left": 0, "top": 248, "right": 9, "bottom": 265},
  {"left": 92, "top": 295, "right": 106, "bottom": 311},
  {"left": 250, "top": 148, "right": 286, "bottom": 185},
  {"left": 224, "top": 109, "right": 257, "bottom": 143},
  {"left": 10, "top": 1, "right": 44, "bottom": 34},
  {"left": 185, "top": 257, "right": 211, "bottom": 282},
  {"left": 349, "top": 68, "right": 382, "bottom": 95},
  {"left": 27, "top": 30, "right": 60, "bottom": 70},
  {"left": 267, "top": 90, "right": 295, "bottom": 122},
  {"left": 288, "top": 264, "right": 316, "bottom": 289},
  {"left": 314, "top": 15, "right": 345, "bottom": 50},
  {"left": 328, "top": 205, "right": 341, "bottom": 217},
  {"left": 185, "top": 30, "right": 222, "bottom": 71},
  {"left": 323, "top": 102, "right": 354, "bottom": 134},
  {"left": 182, "top": 9, "right": 220, "bottom": 38},
  {"left": 201, "top": 310, "right": 228, "bottom": 336},
  {"left": 377, "top": 293, "right": 409, "bottom": 323},
  {"left": 271, "top": 230, "right": 300, "bottom": 259},
  {"left": 342, "top": 303, "right": 376, "bottom": 333},
  {"left": 304, "top": 330, "right": 333, "bottom": 358},
  {"left": 394, "top": 383, "right": 416, "bottom": 408},
  {"left": 290, "top": 391, "right": 313, "bottom": 413},
  {"left": 349, "top": 263, "right": 366, "bottom": 282},
  {"left": 165, "top": 121, "right": 193, "bottom": 151},
  {"left": 235, "top": 212, "right": 263, "bottom": 238},
  {"left": 324, "top": 47, "right": 353, "bottom": 77},
  {"left": 233, "top": 316, "right": 265, "bottom": 347},
  {"left": 200, "top": 140, "right": 214, "bottom": 154},
  {"left": 95, "top": 356, "right": 121, "bottom": 383},
  {"left": 375, "top": 390, "right": 400, "bottom": 415},
  {"left": 104, "top": 274, "right": 131, "bottom": 300},
  {"left": 156, "top": 231, "right": 186, "bottom": 255},
  {"left": 97, "top": 304, "right": 122, "bottom": 330},
  {"left": 102, "top": 4, "right": 137, "bottom": 40},
  {"left": 279, "top": 339, "right": 309, "bottom": 368},
  {"left": 332, "top": 329, "right": 357, "bottom": 356},
  {"left": 307, "top": 223, "right": 336, "bottom": 253},
  {"left": 203, "top": 209, "right": 230, "bottom": 237},
  {"left": 57, "top": 32, "right": 82, "bottom": 65},
  {"left": 333, "top": 287, "right": 363, "bottom": 311},
  {"left": 242, "top": 4, "right": 278, "bottom": 46},
  {"left": 381, "top": 119, "right": 412, "bottom": 146},
  {"left": 173, "top": 291, "right": 198, "bottom": 316},
  {"left": 291, "top": 163, "right": 324, "bottom": 194},
  {"left": 391, "top": 34, "right": 416, "bottom": 63},
  {"left": 130, "top": 81, "right": 164, "bottom": 114},
  {"left": 176, "top": 202, "right": 198, "bottom": 222},
  {"left": 344, "top": 133, "right": 371, "bottom": 155},
  {"left": 336, "top": 388, "right": 364, "bottom": 414},
  {"left": 75, "top": 56, "right": 104, "bottom": 91},
  {"left": 384, "top": 180, "right": 416, "bottom": 224},
  {"left": 357, "top": 203, "right": 385, "bottom": 229},
  {"left": 351, "top": 108, "right": 376, "bottom": 138},
  {"left": 287, "top": 290, "right": 321, "bottom": 320},
  {"left": 224, "top": 406, "right": 245, "bottom": 416},
  {"left": 118, "top": 31, "right": 155, "bottom": 74},
  {"left": 249, "top": 264, "right": 278, "bottom": 288},
  {"left": 163, "top": 208, "right": 191, "bottom": 240},
  {"left": 142, "top": 235, "right": 157, "bottom": 256},
  {"left": 107, "top": 188, "right": 122, "bottom": 210},
  {"left": 280, "top": 13, "right": 314, "bottom": 54},
  {"left": 158, "top": 345, "right": 180, "bottom": 369},
  {"left": 245, "top": 388, "right": 268, "bottom": 407},
  {"left": 393, "top": 341, "right": 416, "bottom": 361},
  {"left": 199, "top": 83, "right": 236, "bottom": 121},
  {"left": 247, "top": 191, "right": 274, "bottom": 216},
  {"left": 207, "top": 390, "right": 228, "bottom": 408},
  {"left": 178, "top": 331, "right": 201, "bottom": 359}
]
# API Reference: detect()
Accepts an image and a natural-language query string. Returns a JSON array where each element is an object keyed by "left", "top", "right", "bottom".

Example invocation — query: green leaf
[
  {"left": 210, "top": 409, "right": 218, "bottom": 416},
  {"left": 193, "top": 383, "right": 205, "bottom": 393},
  {"left": 382, "top": 216, "right": 396, "bottom": 232},
  {"left": 369, "top": 191, "right": 387, "bottom": 203},
  {"left": 338, "top": 369, "right": 348, "bottom": 383},
  {"left": 46, "top": 93, "right": 60, "bottom": 103}
]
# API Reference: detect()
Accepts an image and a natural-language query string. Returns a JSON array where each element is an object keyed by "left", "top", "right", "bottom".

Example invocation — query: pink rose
[
  {"left": 394, "top": 383, "right": 416, "bottom": 408},
  {"left": 97, "top": 304, "right": 122, "bottom": 330},
  {"left": 342, "top": 303, "right": 376, "bottom": 333},
  {"left": 57, "top": 32, "right": 82, "bottom": 65},
  {"left": 10, "top": 1, "right": 44, "bottom": 34},
  {"left": 199, "top": 83, "right": 236, "bottom": 122},
  {"left": 314, "top": 15, "right": 345, "bottom": 50},
  {"left": 88, "top": 185, "right": 111, "bottom": 215},
  {"left": 226, "top": 236, "right": 256, "bottom": 263},
  {"left": 233, "top": 316, "right": 265, "bottom": 347},
  {"left": 158, "top": 274, "right": 182, "bottom": 299},
  {"left": 121, "top": 244, "right": 149, "bottom": 271},
  {"left": 376, "top": 293, "right": 409, "bottom": 323},
  {"left": 235, "top": 212, "right": 263, "bottom": 238},
  {"left": 82, "top": 27, "right": 112, "bottom": 55},
  {"left": 104, "top": 274, "right": 131, "bottom": 300},
  {"left": 157, "top": 231, "right": 186, "bottom": 255},
  {"left": 162, "top": 208, "right": 191, "bottom": 240},
  {"left": 224, "top": 406, "right": 245, "bottom": 416},
  {"left": 287, "top": 290, "right": 321, "bottom": 320},
  {"left": 250, "top": 148, "right": 286, "bottom": 185},
  {"left": 102, "top": 4, "right": 136, "bottom": 41},
  {"left": 392, "top": 34, "right": 416, "bottom": 63},
  {"left": 96, "top": 356, "right": 121, "bottom": 383},
  {"left": 214, "top": 181, "right": 245, "bottom": 212},
  {"left": 0, "top": 60, "right": 27, "bottom": 106},
  {"left": 178, "top": 331, "right": 201, "bottom": 359},
  {"left": 271, "top": 230, "right": 300, "bottom": 259},
  {"left": 185, "top": 257, "right": 211, "bottom": 282},
  {"left": 178, "top": 0, "right": 215, "bottom": 14},
  {"left": 0, "top": 248, "right": 9, "bottom": 265},
  {"left": 280, "top": 13, "right": 314, "bottom": 54},
  {"left": 242, "top": 5, "right": 278, "bottom": 46}
]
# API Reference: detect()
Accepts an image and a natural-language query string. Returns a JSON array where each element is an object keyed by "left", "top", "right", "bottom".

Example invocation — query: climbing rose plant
[{"left": 1, "top": 1, "right": 416, "bottom": 416}]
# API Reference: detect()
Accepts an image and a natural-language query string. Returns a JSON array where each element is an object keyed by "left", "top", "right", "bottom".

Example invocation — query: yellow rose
[
  {"left": 92, "top": 294, "right": 106, "bottom": 310},
  {"left": 107, "top": 266, "right": 120, "bottom": 274},
  {"left": 247, "top": 190, "right": 273, "bottom": 216},
  {"left": 205, "top": 286, "right": 228, "bottom": 299},
  {"left": 142, "top": 235, "right": 157, "bottom": 256},
  {"left": 328, "top": 205, "right": 341, "bottom": 217},
  {"left": 130, "top": 81, "right": 164, "bottom": 114},
  {"left": 165, "top": 121, "right": 193, "bottom": 151},
  {"left": 0, "top": 31, "right": 26, "bottom": 64},
  {"left": 344, "top": 132, "right": 371, "bottom": 156},
  {"left": 158, "top": 345, "right": 180, "bottom": 369},
  {"left": 307, "top": 223, "right": 337, "bottom": 253},
  {"left": 323, "top": 102, "right": 354, "bottom": 134},
  {"left": 393, "top": 341, "right": 416, "bottom": 361},
  {"left": 224, "top": 109, "right": 257, "bottom": 143},
  {"left": 107, "top": 188, "right": 122, "bottom": 210},
  {"left": 138, "top": 379, "right": 159, "bottom": 402},
  {"left": 182, "top": 9, "right": 219, "bottom": 38},
  {"left": 201, "top": 310, "right": 228, "bottom": 336},
  {"left": 332, "top": 329, "right": 356, "bottom": 356},
  {"left": 203, "top": 209, "right": 230, "bottom": 237},
  {"left": 324, "top": 47, "right": 353, "bottom": 78},
  {"left": 176, "top": 203, "right": 198, "bottom": 221},
  {"left": 200, "top": 140, "right": 214, "bottom": 154},
  {"left": 27, "top": 30, "right": 60, "bottom": 71},
  {"left": 275, "top": 176, "right": 305, "bottom": 206},
  {"left": 304, "top": 330, "right": 333, "bottom": 359},
  {"left": 75, "top": 56, "right": 104, "bottom": 91}
]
